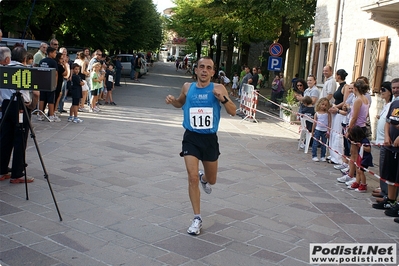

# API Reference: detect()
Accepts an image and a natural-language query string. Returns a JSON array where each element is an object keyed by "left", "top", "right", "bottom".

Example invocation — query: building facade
[{"left": 311, "top": 0, "right": 399, "bottom": 139}]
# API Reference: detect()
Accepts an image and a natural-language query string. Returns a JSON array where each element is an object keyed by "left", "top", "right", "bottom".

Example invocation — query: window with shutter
[
  {"left": 327, "top": 42, "right": 334, "bottom": 67},
  {"left": 372, "top": 36, "right": 388, "bottom": 92},
  {"left": 352, "top": 39, "right": 365, "bottom": 81},
  {"left": 312, "top": 43, "right": 320, "bottom": 77}
]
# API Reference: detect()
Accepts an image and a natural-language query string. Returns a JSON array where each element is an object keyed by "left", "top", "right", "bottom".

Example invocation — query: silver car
[{"left": 117, "top": 54, "right": 147, "bottom": 76}]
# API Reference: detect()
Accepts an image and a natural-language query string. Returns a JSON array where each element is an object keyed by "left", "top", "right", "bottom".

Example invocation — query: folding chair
[{"left": 298, "top": 115, "right": 313, "bottom": 153}]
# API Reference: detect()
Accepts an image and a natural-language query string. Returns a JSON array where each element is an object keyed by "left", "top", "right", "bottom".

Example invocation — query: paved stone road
[{"left": 0, "top": 62, "right": 397, "bottom": 266}]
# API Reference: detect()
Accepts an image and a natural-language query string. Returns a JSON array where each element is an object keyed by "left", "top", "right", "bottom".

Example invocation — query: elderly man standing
[
  {"left": 321, "top": 65, "right": 337, "bottom": 104},
  {"left": 33, "top": 42, "right": 48, "bottom": 67},
  {"left": 0, "top": 47, "right": 12, "bottom": 121},
  {"left": 0, "top": 46, "right": 39, "bottom": 183}
]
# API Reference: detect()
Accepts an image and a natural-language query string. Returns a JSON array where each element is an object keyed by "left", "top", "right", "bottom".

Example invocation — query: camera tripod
[{"left": 0, "top": 91, "right": 62, "bottom": 221}]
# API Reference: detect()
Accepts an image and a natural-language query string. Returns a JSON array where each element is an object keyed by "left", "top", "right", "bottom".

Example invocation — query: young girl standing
[
  {"left": 90, "top": 62, "right": 104, "bottom": 112},
  {"left": 347, "top": 126, "right": 373, "bottom": 192},
  {"left": 311, "top": 97, "right": 331, "bottom": 162}
]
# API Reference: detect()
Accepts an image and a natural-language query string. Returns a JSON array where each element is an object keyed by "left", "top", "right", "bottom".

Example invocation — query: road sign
[
  {"left": 267, "top": 56, "right": 283, "bottom": 71},
  {"left": 269, "top": 43, "right": 283, "bottom": 57}
]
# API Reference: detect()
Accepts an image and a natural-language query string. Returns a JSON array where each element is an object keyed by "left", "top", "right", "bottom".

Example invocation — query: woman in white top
[{"left": 296, "top": 75, "right": 319, "bottom": 105}]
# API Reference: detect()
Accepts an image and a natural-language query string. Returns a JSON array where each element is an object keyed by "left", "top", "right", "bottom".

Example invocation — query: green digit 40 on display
[{"left": 0, "top": 66, "right": 56, "bottom": 91}]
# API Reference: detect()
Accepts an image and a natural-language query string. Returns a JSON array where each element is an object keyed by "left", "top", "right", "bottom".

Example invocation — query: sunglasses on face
[{"left": 297, "top": 84, "right": 303, "bottom": 87}]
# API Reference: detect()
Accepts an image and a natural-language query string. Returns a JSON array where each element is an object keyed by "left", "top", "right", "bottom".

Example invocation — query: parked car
[
  {"left": 116, "top": 54, "right": 147, "bottom": 76},
  {"left": 116, "top": 54, "right": 134, "bottom": 76},
  {"left": 65, "top": 47, "right": 85, "bottom": 62},
  {"left": 0, "top": 37, "right": 43, "bottom": 55},
  {"left": 166, "top": 55, "right": 175, "bottom": 62}
]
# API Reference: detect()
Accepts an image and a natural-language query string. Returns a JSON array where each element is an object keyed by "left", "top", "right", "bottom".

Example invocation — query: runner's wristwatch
[{"left": 221, "top": 96, "right": 229, "bottom": 104}]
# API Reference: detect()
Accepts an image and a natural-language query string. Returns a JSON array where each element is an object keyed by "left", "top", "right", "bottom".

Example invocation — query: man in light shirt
[
  {"left": 321, "top": 65, "right": 337, "bottom": 105},
  {"left": 33, "top": 42, "right": 48, "bottom": 67}
]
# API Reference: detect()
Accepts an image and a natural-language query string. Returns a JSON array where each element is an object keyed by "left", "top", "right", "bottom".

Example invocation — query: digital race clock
[{"left": 0, "top": 66, "right": 56, "bottom": 91}]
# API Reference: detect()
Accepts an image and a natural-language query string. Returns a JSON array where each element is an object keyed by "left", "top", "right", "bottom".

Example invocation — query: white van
[{"left": 0, "top": 37, "right": 45, "bottom": 54}]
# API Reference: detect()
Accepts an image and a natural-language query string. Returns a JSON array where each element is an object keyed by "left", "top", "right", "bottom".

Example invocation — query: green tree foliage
[
  {"left": 117, "top": 0, "right": 163, "bottom": 51},
  {"left": 168, "top": 0, "right": 315, "bottom": 69},
  {"left": 0, "top": 0, "right": 163, "bottom": 52}
]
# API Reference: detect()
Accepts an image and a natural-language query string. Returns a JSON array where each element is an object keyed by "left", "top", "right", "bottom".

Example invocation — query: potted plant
[{"left": 280, "top": 88, "right": 299, "bottom": 122}]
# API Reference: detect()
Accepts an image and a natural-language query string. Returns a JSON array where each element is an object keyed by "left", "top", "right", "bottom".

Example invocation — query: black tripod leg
[
  {"left": 21, "top": 96, "right": 63, "bottom": 221},
  {"left": 1, "top": 93, "right": 30, "bottom": 199}
]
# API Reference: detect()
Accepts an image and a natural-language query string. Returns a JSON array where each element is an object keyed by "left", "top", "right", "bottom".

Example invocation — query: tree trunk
[
  {"left": 225, "top": 32, "right": 234, "bottom": 77},
  {"left": 215, "top": 32, "right": 222, "bottom": 71},
  {"left": 277, "top": 16, "right": 291, "bottom": 68},
  {"left": 240, "top": 42, "right": 250, "bottom": 66},
  {"left": 196, "top": 42, "right": 201, "bottom": 60},
  {"left": 209, "top": 36, "right": 214, "bottom": 59}
]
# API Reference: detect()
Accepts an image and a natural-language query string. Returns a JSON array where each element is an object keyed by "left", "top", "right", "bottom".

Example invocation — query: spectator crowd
[
  {"left": 0, "top": 36, "right": 150, "bottom": 184},
  {"left": 202, "top": 61, "right": 399, "bottom": 225}
]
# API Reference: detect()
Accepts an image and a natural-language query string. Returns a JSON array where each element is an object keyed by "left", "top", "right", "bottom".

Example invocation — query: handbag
[{"left": 272, "top": 84, "right": 278, "bottom": 91}]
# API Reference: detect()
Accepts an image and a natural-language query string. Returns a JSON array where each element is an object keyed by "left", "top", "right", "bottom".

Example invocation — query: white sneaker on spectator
[
  {"left": 312, "top": 157, "right": 319, "bottom": 162},
  {"left": 345, "top": 178, "right": 356, "bottom": 186},
  {"left": 48, "top": 115, "right": 61, "bottom": 122},
  {"left": 337, "top": 174, "right": 352, "bottom": 183},
  {"left": 37, "top": 114, "right": 44, "bottom": 121},
  {"left": 299, "top": 142, "right": 305, "bottom": 149},
  {"left": 320, "top": 157, "right": 327, "bottom": 162},
  {"left": 334, "top": 163, "right": 348, "bottom": 170},
  {"left": 340, "top": 167, "right": 350, "bottom": 174}
]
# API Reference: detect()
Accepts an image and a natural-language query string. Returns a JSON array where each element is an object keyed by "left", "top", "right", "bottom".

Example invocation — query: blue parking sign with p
[{"left": 267, "top": 56, "right": 282, "bottom": 71}]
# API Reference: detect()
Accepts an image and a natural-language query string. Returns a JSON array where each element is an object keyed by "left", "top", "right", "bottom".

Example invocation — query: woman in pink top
[{"left": 337, "top": 79, "right": 370, "bottom": 184}]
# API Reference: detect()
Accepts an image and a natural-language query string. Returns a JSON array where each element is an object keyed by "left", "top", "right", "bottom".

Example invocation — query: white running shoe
[
  {"left": 199, "top": 171, "right": 212, "bottom": 194},
  {"left": 320, "top": 157, "right": 327, "bottom": 162},
  {"left": 73, "top": 118, "right": 83, "bottom": 123},
  {"left": 337, "top": 174, "right": 352, "bottom": 183},
  {"left": 340, "top": 167, "right": 350, "bottom": 174},
  {"left": 48, "top": 115, "right": 61, "bottom": 122},
  {"left": 312, "top": 157, "right": 319, "bottom": 162},
  {"left": 37, "top": 114, "right": 44, "bottom": 121},
  {"left": 67, "top": 116, "right": 73, "bottom": 122},
  {"left": 334, "top": 163, "right": 348, "bottom": 170},
  {"left": 187, "top": 218, "right": 202, "bottom": 235},
  {"left": 345, "top": 178, "right": 356, "bottom": 186}
]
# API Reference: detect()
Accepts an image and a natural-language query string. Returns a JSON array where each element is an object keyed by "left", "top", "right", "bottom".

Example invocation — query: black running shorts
[{"left": 180, "top": 130, "right": 220, "bottom": 161}]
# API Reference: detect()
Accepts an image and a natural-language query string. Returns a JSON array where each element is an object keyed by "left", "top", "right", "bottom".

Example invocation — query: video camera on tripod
[{"left": 0, "top": 65, "right": 56, "bottom": 91}]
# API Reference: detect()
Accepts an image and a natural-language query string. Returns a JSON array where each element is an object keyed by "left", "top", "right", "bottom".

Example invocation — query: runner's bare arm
[
  {"left": 213, "top": 84, "right": 236, "bottom": 116},
  {"left": 165, "top": 82, "right": 190, "bottom": 108}
]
